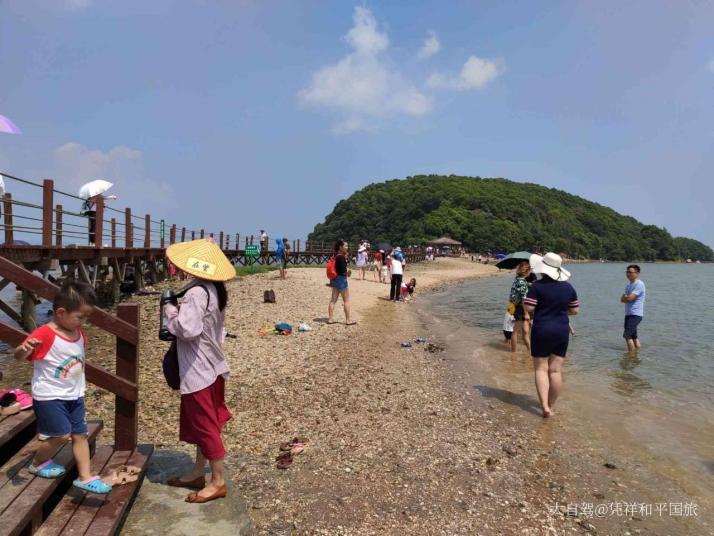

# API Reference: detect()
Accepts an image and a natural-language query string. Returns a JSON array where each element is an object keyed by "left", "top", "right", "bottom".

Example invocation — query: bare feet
[
  {"left": 542, "top": 407, "right": 554, "bottom": 418},
  {"left": 196, "top": 481, "right": 225, "bottom": 499}
]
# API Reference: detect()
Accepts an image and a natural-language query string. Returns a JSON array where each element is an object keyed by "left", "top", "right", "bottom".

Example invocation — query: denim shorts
[
  {"left": 33, "top": 397, "right": 88, "bottom": 439},
  {"left": 330, "top": 275, "right": 348, "bottom": 291}
]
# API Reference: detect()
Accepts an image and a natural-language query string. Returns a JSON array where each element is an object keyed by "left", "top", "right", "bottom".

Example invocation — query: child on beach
[
  {"left": 14, "top": 281, "right": 112, "bottom": 494},
  {"left": 503, "top": 312, "right": 515, "bottom": 345},
  {"left": 381, "top": 260, "right": 390, "bottom": 284},
  {"left": 406, "top": 278, "right": 417, "bottom": 300}
]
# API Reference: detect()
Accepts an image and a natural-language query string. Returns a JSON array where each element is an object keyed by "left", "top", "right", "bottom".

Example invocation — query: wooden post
[
  {"left": 21, "top": 289, "right": 37, "bottom": 332},
  {"left": 200, "top": 229, "right": 205, "bottom": 239},
  {"left": 111, "top": 218, "right": 117, "bottom": 248},
  {"left": 125, "top": 208, "right": 133, "bottom": 248},
  {"left": 250, "top": 234, "right": 254, "bottom": 245},
  {"left": 94, "top": 196, "right": 104, "bottom": 248},
  {"left": 191, "top": 230, "right": 195, "bottom": 240},
  {"left": 42, "top": 179, "right": 54, "bottom": 248},
  {"left": 144, "top": 215, "right": 151, "bottom": 248},
  {"left": 4, "top": 193, "right": 13, "bottom": 244},
  {"left": 170, "top": 224, "right": 176, "bottom": 245},
  {"left": 115, "top": 303, "right": 139, "bottom": 450},
  {"left": 297, "top": 239, "right": 300, "bottom": 253},
  {"left": 219, "top": 231, "right": 224, "bottom": 250},
  {"left": 225, "top": 234, "right": 230, "bottom": 250},
  {"left": 181, "top": 227, "right": 186, "bottom": 242},
  {"left": 111, "top": 259, "right": 121, "bottom": 304},
  {"left": 55, "top": 205, "right": 63, "bottom": 247},
  {"left": 236, "top": 234, "right": 240, "bottom": 251}
]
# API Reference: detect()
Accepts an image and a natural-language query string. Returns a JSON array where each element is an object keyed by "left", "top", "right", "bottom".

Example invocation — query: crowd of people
[{"left": 505, "top": 253, "right": 646, "bottom": 418}]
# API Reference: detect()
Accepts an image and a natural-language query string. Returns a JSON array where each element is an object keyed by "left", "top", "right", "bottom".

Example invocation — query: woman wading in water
[
  {"left": 524, "top": 253, "right": 579, "bottom": 418},
  {"left": 508, "top": 261, "right": 532, "bottom": 352}
]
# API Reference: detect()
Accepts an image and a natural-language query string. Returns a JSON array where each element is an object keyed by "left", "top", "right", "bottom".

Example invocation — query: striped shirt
[
  {"left": 164, "top": 280, "right": 230, "bottom": 394},
  {"left": 524, "top": 278, "right": 579, "bottom": 329}
]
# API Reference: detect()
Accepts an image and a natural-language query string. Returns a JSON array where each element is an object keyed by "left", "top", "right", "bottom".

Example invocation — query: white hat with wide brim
[{"left": 529, "top": 252, "right": 571, "bottom": 281}]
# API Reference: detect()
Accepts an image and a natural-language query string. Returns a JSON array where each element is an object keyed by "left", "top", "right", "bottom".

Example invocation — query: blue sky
[{"left": 1, "top": 1, "right": 713, "bottom": 245}]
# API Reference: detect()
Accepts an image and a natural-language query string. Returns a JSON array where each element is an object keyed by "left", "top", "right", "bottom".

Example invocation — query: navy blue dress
[{"left": 524, "top": 278, "right": 579, "bottom": 358}]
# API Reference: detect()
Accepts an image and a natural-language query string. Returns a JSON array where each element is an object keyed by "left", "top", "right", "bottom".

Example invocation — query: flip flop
[
  {"left": 73, "top": 476, "right": 112, "bottom": 494},
  {"left": 278, "top": 438, "right": 305, "bottom": 455}
]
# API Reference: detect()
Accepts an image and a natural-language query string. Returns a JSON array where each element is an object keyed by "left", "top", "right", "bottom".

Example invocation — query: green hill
[{"left": 308, "top": 175, "right": 713, "bottom": 262}]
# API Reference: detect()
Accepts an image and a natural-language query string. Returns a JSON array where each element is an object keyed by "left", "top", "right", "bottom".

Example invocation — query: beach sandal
[
  {"left": 166, "top": 475, "right": 206, "bottom": 489},
  {"left": 275, "top": 452, "right": 293, "bottom": 470},
  {"left": 104, "top": 470, "right": 139, "bottom": 486},
  {"left": 279, "top": 438, "right": 305, "bottom": 455},
  {"left": 117, "top": 464, "right": 142, "bottom": 476},
  {"left": 185, "top": 484, "right": 227, "bottom": 503},
  {"left": 0, "top": 401, "right": 20, "bottom": 417},
  {"left": 345, "top": 321, "right": 357, "bottom": 326},
  {"left": 28, "top": 459, "right": 66, "bottom": 479},
  {"left": 73, "top": 476, "right": 113, "bottom": 494},
  {"left": 7, "top": 389, "right": 32, "bottom": 410}
]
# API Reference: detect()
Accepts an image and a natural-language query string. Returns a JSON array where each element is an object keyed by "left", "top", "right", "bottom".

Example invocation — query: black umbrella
[
  {"left": 376, "top": 242, "right": 392, "bottom": 252},
  {"left": 495, "top": 251, "right": 533, "bottom": 270}
]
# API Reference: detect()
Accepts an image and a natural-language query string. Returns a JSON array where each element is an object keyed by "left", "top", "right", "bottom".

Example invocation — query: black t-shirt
[{"left": 335, "top": 254, "right": 348, "bottom": 276}]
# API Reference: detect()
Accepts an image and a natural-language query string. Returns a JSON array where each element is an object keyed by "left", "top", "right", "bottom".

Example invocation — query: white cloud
[
  {"left": 417, "top": 31, "right": 441, "bottom": 60},
  {"left": 53, "top": 142, "right": 174, "bottom": 214},
  {"left": 344, "top": 6, "right": 389, "bottom": 56},
  {"left": 427, "top": 55, "right": 504, "bottom": 90},
  {"left": 298, "top": 7, "right": 432, "bottom": 133}
]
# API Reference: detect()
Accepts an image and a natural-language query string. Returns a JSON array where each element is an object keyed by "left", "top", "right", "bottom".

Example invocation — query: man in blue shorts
[{"left": 620, "top": 264, "right": 646, "bottom": 352}]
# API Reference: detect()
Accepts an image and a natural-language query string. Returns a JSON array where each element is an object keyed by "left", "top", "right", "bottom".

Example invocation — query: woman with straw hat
[
  {"left": 162, "top": 238, "right": 234, "bottom": 503},
  {"left": 523, "top": 253, "right": 579, "bottom": 418}
]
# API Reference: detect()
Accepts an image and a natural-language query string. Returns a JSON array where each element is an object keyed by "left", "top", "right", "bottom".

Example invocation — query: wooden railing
[{"left": 0, "top": 255, "right": 140, "bottom": 450}]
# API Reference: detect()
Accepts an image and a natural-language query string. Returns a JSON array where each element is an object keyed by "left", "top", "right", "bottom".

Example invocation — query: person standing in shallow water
[
  {"left": 524, "top": 253, "right": 579, "bottom": 418},
  {"left": 621, "top": 264, "right": 646, "bottom": 352},
  {"left": 508, "top": 262, "right": 532, "bottom": 352}
]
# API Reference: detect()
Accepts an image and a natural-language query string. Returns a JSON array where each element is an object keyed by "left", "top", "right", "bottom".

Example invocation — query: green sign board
[{"left": 245, "top": 244, "right": 260, "bottom": 273}]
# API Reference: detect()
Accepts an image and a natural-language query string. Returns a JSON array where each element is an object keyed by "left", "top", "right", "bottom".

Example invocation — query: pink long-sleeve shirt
[{"left": 164, "top": 280, "right": 230, "bottom": 394}]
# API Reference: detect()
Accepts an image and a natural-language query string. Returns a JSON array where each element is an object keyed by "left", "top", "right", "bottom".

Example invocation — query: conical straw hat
[{"left": 166, "top": 239, "right": 235, "bottom": 282}]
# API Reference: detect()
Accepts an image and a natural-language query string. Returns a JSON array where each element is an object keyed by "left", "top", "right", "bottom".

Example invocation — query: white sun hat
[{"left": 529, "top": 252, "right": 571, "bottom": 281}]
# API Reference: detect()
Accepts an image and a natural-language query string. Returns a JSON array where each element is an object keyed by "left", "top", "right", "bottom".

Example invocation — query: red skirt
[{"left": 179, "top": 375, "right": 231, "bottom": 460}]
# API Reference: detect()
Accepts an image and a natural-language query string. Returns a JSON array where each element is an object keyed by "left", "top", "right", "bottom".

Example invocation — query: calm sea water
[{"left": 422, "top": 262, "right": 714, "bottom": 512}]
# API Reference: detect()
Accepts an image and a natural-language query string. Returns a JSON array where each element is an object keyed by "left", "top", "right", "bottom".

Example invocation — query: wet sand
[{"left": 1, "top": 258, "right": 709, "bottom": 534}]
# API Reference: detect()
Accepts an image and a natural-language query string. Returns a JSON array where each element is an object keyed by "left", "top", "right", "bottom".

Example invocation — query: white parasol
[
  {"left": 0, "top": 174, "right": 5, "bottom": 197},
  {"left": 78, "top": 179, "right": 113, "bottom": 199}
]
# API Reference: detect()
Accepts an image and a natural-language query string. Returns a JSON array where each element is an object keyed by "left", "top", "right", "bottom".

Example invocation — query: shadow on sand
[{"left": 473, "top": 384, "right": 542, "bottom": 417}]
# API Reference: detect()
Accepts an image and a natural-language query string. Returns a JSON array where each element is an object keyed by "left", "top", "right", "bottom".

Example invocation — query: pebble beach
[{"left": 3, "top": 258, "right": 705, "bottom": 534}]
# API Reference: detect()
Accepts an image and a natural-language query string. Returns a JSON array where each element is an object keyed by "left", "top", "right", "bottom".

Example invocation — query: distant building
[{"left": 427, "top": 236, "right": 464, "bottom": 255}]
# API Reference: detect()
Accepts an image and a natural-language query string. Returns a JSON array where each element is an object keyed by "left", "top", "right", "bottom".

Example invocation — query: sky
[{"left": 1, "top": 0, "right": 713, "bottom": 245}]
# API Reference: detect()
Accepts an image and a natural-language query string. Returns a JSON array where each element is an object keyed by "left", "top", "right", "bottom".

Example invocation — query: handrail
[{"left": 0, "top": 256, "right": 138, "bottom": 345}]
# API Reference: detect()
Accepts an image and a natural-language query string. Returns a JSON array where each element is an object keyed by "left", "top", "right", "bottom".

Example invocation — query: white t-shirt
[
  {"left": 25, "top": 324, "right": 87, "bottom": 401},
  {"left": 502, "top": 313, "right": 515, "bottom": 332},
  {"left": 390, "top": 257, "right": 403, "bottom": 275}
]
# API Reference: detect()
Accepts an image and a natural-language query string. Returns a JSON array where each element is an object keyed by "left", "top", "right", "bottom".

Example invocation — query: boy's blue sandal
[
  {"left": 73, "top": 476, "right": 112, "bottom": 494},
  {"left": 28, "top": 459, "right": 66, "bottom": 478}
]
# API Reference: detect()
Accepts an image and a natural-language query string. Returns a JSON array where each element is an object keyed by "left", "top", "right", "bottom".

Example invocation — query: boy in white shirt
[{"left": 15, "top": 281, "right": 112, "bottom": 494}]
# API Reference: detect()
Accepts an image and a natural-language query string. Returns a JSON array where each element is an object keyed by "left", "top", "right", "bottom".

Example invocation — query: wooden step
[
  {"left": 36, "top": 443, "right": 153, "bottom": 536},
  {"left": 0, "top": 420, "right": 103, "bottom": 536},
  {"left": 0, "top": 410, "right": 36, "bottom": 452}
]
